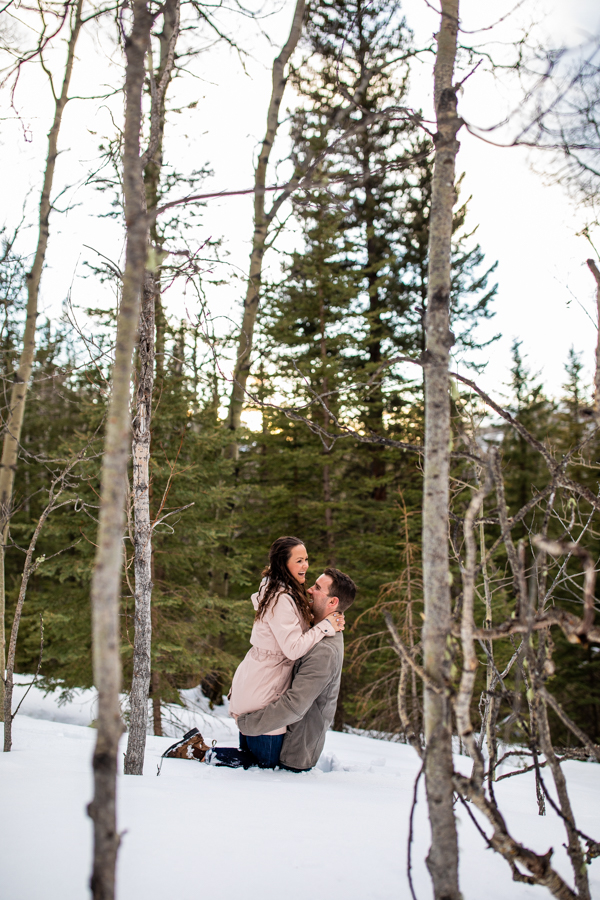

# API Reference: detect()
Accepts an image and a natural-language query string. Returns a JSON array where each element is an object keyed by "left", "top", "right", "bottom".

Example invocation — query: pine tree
[
  {"left": 7, "top": 322, "right": 106, "bottom": 686},
  {"left": 543, "top": 349, "right": 600, "bottom": 743},
  {"left": 238, "top": 0, "right": 499, "bottom": 732},
  {"left": 501, "top": 340, "right": 554, "bottom": 536},
  {"left": 5, "top": 315, "right": 252, "bottom": 720},
  {"left": 140, "top": 319, "right": 252, "bottom": 721}
]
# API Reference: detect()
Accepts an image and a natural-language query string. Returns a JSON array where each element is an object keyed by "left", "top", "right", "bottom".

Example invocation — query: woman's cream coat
[{"left": 228, "top": 580, "right": 335, "bottom": 735}]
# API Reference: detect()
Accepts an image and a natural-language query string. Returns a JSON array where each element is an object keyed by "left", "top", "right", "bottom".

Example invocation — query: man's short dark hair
[{"left": 324, "top": 567, "right": 356, "bottom": 612}]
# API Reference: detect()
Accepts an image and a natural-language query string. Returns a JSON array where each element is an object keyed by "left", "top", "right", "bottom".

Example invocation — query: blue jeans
[
  {"left": 241, "top": 732, "right": 284, "bottom": 767},
  {"left": 210, "top": 732, "right": 284, "bottom": 769}
]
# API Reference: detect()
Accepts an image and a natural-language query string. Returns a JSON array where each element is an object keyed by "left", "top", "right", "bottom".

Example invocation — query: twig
[
  {"left": 11, "top": 614, "right": 44, "bottom": 719},
  {"left": 538, "top": 686, "right": 600, "bottom": 763},
  {"left": 533, "top": 537, "right": 596, "bottom": 638},
  {"left": 384, "top": 612, "right": 442, "bottom": 695},
  {"left": 407, "top": 763, "right": 424, "bottom": 900}
]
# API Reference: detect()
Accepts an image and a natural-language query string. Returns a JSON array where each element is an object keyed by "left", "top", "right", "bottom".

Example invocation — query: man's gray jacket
[{"left": 236, "top": 633, "right": 343, "bottom": 770}]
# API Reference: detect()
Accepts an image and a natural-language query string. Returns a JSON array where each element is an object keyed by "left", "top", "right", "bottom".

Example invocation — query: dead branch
[
  {"left": 396, "top": 639, "right": 424, "bottom": 759},
  {"left": 464, "top": 609, "right": 600, "bottom": 644},
  {"left": 384, "top": 612, "right": 442, "bottom": 696},
  {"left": 539, "top": 685, "right": 600, "bottom": 763},
  {"left": 453, "top": 772, "right": 578, "bottom": 899},
  {"left": 533, "top": 537, "right": 596, "bottom": 638},
  {"left": 455, "top": 471, "right": 491, "bottom": 785},
  {"left": 407, "top": 763, "right": 425, "bottom": 900}
]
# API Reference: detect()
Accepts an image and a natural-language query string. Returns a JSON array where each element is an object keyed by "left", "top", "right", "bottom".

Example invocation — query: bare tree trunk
[
  {"left": 150, "top": 277, "right": 166, "bottom": 732},
  {"left": 0, "top": 542, "right": 5, "bottom": 723},
  {"left": 455, "top": 476, "right": 490, "bottom": 784},
  {"left": 480, "top": 519, "right": 496, "bottom": 775},
  {"left": 587, "top": 259, "right": 600, "bottom": 424},
  {"left": 87, "top": 2, "right": 153, "bottom": 896},
  {"left": 151, "top": 668, "right": 162, "bottom": 735},
  {"left": 226, "top": 0, "right": 306, "bottom": 449},
  {"left": 124, "top": 272, "right": 156, "bottom": 775},
  {"left": 0, "top": 0, "right": 83, "bottom": 722},
  {"left": 535, "top": 691, "right": 591, "bottom": 899},
  {"left": 421, "top": 2, "right": 461, "bottom": 898},
  {"left": 124, "top": 0, "right": 179, "bottom": 778}
]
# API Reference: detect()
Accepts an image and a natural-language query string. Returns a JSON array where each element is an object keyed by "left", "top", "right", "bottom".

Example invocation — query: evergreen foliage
[
  {"left": 230, "top": 0, "right": 499, "bottom": 730},
  {"left": 2, "top": 1, "right": 597, "bottom": 757},
  {"left": 5, "top": 314, "right": 253, "bottom": 711}
]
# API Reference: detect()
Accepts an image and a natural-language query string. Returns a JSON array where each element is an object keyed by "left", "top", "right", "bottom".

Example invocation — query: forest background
[{"left": 1, "top": 0, "right": 600, "bottom": 750}]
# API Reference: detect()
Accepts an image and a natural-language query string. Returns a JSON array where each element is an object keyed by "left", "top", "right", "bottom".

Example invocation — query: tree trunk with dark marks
[
  {"left": 123, "top": 272, "right": 156, "bottom": 776},
  {"left": 87, "top": 1, "right": 153, "bottom": 896},
  {"left": 421, "top": 2, "right": 462, "bottom": 898},
  {"left": 362, "top": 141, "right": 387, "bottom": 501},
  {"left": 124, "top": 0, "right": 179, "bottom": 778},
  {"left": 151, "top": 669, "right": 162, "bottom": 736}
]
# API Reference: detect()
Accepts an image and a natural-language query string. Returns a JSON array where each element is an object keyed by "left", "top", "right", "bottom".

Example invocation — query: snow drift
[{"left": 1, "top": 676, "right": 599, "bottom": 900}]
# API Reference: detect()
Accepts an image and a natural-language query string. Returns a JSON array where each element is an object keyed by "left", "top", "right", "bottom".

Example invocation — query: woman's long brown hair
[{"left": 255, "top": 536, "right": 312, "bottom": 626}]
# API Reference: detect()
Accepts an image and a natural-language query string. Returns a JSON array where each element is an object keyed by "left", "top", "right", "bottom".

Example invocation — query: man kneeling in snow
[{"left": 210, "top": 568, "right": 357, "bottom": 773}]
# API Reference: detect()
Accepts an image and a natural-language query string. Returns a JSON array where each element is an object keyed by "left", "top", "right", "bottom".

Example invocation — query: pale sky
[{"left": 2, "top": 0, "right": 600, "bottom": 410}]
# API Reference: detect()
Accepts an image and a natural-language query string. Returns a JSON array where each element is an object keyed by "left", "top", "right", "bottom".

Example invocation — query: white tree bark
[
  {"left": 87, "top": 1, "right": 153, "bottom": 896},
  {"left": 421, "top": 2, "right": 462, "bottom": 897},
  {"left": 0, "top": 0, "right": 83, "bottom": 721},
  {"left": 123, "top": 272, "right": 155, "bottom": 775},
  {"left": 124, "top": 0, "right": 179, "bottom": 778}
]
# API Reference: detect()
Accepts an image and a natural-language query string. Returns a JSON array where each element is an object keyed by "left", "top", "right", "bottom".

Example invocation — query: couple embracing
[{"left": 208, "top": 535, "right": 356, "bottom": 772}]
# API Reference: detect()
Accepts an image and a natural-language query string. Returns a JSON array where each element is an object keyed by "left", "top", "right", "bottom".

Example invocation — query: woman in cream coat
[{"left": 224, "top": 535, "right": 343, "bottom": 768}]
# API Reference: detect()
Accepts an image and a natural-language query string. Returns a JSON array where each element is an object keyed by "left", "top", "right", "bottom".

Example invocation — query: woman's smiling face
[{"left": 286, "top": 544, "right": 309, "bottom": 585}]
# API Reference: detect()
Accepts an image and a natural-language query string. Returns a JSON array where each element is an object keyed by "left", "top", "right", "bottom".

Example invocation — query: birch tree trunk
[
  {"left": 421, "top": 2, "right": 462, "bottom": 898},
  {"left": 0, "top": 0, "right": 83, "bottom": 721},
  {"left": 150, "top": 308, "right": 165, "bottom": 735},
  {"left": 124, "top": 0, "right": 179, "bottom": 778},
  {"left": 225, "top": 0, "right": 306, "bottom": 449},
  {"left": 87, "top": 1, "right": 153, "bottom": 896},
  {"left": 123, "top": 272, "right": 155, "bottom": 775}
]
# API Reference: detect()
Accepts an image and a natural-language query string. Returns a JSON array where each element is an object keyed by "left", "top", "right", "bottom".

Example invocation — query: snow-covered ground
[{"left": 1, "top": 677, "right": 599, "bottom": 900}]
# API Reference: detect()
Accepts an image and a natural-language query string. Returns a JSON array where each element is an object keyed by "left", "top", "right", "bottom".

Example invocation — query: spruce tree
[
  {"left": 543, "top": 349, "right": 600, "bottom": 743},
  {"left": 501, "top": 340, "right": 554, "bottom": 536},
  {"left": 6, "top": 314, "right": 252, "bottom": 720},
  {"left": 240, "top": 0, "right": 499, "bottom": 731}
]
